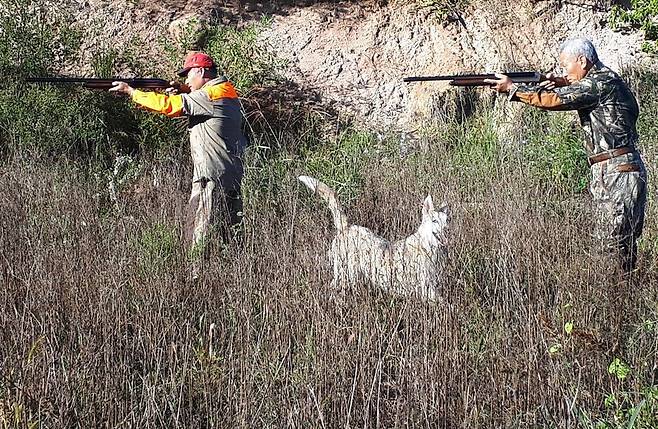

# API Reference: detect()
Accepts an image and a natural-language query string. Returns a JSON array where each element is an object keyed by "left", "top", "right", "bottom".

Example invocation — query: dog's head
[{"left": 418, "top": 195, "right": 449, "bottom": 248}]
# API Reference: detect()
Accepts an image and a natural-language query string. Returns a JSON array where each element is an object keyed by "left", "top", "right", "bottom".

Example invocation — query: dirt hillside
[{"left": 75, "top": 0, "right": 650, "bottom": 128}]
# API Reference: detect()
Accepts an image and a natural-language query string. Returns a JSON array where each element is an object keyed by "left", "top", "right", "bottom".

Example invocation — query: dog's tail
[{"left": 298, "top": 175, "right": 348, "bottom": 231}]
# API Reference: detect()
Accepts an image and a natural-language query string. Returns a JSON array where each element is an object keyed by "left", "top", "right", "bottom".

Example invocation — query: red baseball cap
[{"left": 177, "top": 51, "right": 216, "bottom": 77}]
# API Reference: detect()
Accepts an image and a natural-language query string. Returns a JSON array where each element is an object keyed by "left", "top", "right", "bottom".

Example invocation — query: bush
[
  {"left": 609, "top": 0, "right": 658, "bottom": 54},
  {"left": 0, "top": 0, "right": 80, "bottom": 77},
  {"left": 133, "top": 222, "right": 180, "bottom": 276},
  {"left": 521, "top": 109, "right": 589, "bottom": 195},
  {"left": 0, "top": 0, "right": 187, "bottom": 166},
  {"left": 203, "top": 17, "right": 282, "bottom": 92}
]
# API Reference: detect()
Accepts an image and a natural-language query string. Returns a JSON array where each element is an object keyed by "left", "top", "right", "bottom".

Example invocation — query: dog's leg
[
  {"left": 329, "top": 276, "right": 346, "bottom": 304},
  {"left": 328, "top": 242, "right": 347, "bottom": 304}
]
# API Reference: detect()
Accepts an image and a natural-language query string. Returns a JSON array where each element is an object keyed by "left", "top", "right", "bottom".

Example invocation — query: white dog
[{"left": 298, "top": 176, "right": 448, "bottom": 301}]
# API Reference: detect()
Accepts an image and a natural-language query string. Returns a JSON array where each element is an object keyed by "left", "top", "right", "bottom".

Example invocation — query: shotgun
[
  {"left": 25, "top": 77, "right": 172, "bottom": 90},
  {"left": 403, "top": 71, "right": 542, "bottom": 86}
]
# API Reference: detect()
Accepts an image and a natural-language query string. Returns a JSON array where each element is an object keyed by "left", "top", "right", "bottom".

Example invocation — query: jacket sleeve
[
  {"left": 131, "top": 82, "right": 239, "bottom": 117},
  {"left": 509, "top": 78, "right": 600, "bottom": 111},
  {"left": 131, "top": 90, "right": 184, "bottom": 117},
  {"left": 180, "top": 90, "right": 214, "bottom": 116}
]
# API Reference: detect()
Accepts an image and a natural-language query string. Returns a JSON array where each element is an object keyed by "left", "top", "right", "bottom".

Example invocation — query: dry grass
[
  {"left": 1, "top": 122, "right": 656, "bottom": 427},
  {"left": 1, "top": 0, "right": 656, "bottom": 426}
]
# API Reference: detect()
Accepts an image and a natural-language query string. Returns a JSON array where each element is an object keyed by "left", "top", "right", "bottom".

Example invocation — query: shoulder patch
[{"left": 204, "top": 82, "right": 238, "bottom": 101}]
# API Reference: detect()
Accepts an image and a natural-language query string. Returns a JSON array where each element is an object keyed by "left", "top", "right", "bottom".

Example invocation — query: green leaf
[
  {"left": 608, "top": 357, "right": 631, "bottom": 380},
  {"left": 604, "top": 392, "right": 617, "bottom": 409},
  {"left": 564, "top": 321, "right": 574, "bottom": 335},
  {"left": 549, "top": 344, "right": 562, "bottom": 355},
  {"left": 627, "top": 399, "right": 646, "bottom": 429}
]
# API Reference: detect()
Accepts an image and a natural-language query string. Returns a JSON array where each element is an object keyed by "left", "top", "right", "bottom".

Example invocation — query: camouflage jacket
[{"left": 509, "top": 61, "right": 639, "bottom": 156}]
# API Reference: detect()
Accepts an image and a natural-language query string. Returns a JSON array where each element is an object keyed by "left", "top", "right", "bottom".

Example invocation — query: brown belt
[
  {"left": 615, "top": 163, "right": 641, "bottom": 173},
  {"left": 588, "top": 147, "right": 635, "bottom": 166}
]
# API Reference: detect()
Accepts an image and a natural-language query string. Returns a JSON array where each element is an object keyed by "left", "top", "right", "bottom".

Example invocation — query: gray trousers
[{"left": 184, "top": 178, "right": 243, "bottom": 253}]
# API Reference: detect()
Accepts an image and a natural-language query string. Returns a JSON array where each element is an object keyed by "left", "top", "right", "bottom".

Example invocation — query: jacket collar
[
  {"left": 202, "top": 76, "right": 229, "bottom": 88},
  {"left": 586, "top": 60, "right": 605, "bottom": 77}
]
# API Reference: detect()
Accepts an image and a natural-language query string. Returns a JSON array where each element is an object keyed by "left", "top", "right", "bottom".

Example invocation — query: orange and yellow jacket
[{"left": 131, "top": 77, "right": 246, "bottom": 190}]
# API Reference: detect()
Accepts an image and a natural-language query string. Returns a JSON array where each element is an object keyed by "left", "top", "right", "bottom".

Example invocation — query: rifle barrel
[
  {"left": 403, "top": 71, "right": 541, "bottom": 84},
  {"left": 26, "top": 77, "right": 171, "bottom": 89}
]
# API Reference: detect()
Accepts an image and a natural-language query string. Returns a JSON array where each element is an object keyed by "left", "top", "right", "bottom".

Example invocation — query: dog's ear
[{"left": 422, "top": 195, "right": 434, "bottom": 219}]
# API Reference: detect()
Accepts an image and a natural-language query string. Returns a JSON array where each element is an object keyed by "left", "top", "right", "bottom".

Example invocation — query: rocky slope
[
  {"left": 74, "top": 0, "right": 651, "bottom": 129},
  {"left": 259, "top": 1, "right": 648, "bottom": 128}
]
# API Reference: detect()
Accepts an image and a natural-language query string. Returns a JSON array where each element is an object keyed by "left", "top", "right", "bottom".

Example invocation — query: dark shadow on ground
[{"left": 240, "top": 77, "right": 340, "bottom": 153}]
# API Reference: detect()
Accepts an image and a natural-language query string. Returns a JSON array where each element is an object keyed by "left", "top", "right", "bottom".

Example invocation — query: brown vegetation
[
  {"left": 1, "top": 130, "right": 656, "bottom": 426},
  {"left": 1, "top": 0, "right": 656, "bottom": 426}
]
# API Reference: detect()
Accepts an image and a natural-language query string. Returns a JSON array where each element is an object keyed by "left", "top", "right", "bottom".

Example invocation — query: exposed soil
[{"left": 74, "top": 0, "right": 651, "bottom": 129}]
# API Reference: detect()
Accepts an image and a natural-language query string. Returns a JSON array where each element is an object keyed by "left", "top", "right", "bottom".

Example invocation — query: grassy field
[{"left": 1, "top": 1, "right": 657, "bottom": 427}]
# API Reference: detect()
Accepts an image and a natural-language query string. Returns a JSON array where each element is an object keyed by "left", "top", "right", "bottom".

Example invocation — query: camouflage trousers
[
  {"left": 589, "top": 151, "right": 647, "bottom": 272},
  {"left": 185, "top": 178, "right": 243, "bottom": 255}
]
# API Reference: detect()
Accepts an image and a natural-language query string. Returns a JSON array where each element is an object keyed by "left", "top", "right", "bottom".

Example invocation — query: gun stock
[
  {"left": 25, "top": 77, "right": 171, "bottom": 90},
  {"left": 403, "top": 71, "right": 542, "bottom": 86}
]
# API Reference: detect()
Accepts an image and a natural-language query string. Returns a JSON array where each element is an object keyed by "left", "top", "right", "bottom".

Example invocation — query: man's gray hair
[{"left": 560, "top": 37, "right": 599, "bottom": 63}]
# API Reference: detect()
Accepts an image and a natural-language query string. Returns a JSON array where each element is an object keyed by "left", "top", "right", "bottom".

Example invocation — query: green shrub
[
  {"left": 203, "top": 17, "right": 282, "bottom": 92},
  {"left": 0, "top": 0, "right": 186, "bottom": 166},
  {"left": 521, "top": 109, "right": 589, "bottom": 194},
  {"left": 243, "top": 124, "right": 380, "bottom": 206},
  {"left": 609, "top": 0, "right": 658, "bottom": 54},
  {"left": 449, "top": 111, "right": 502, "bottom": 177},
  {"left": 302, "top": 128, "right": 378, "bottom": 203},
  {"left": 133, "top": 222, "right": 180, "bottom": 275},
  {"left": 161, "top": 17, "right": 281, "bottom": 93},
  {"left": 0, "top": 0, "right": 80, "bottom": 77},
  {"left": 584, "top": 382, "right": 658, "bottom": 428}
]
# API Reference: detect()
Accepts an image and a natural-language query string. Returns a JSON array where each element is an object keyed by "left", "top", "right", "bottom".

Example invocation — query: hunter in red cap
[{"left": 110, "top": 51, "right": 247, "bottom": 280}]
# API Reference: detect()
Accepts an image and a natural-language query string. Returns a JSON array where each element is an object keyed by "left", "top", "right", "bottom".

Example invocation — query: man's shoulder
[
  {"left": 555, "top": 76, "right": 598, "bottom": 98},
  {"left": 203, "top": 79, "right": 239, "bottom": 101},
  {"left": 589, "top": 65, "right": 623, "bottom": 86},
  {"left": 590, "top": 66, "right": 636, "bottom": 103},
  {"left": 562, "top": 68, "right": 616, "bottom": 96},
  {"left": 204, "top": 76, "right": 229, "bottom": 87}
]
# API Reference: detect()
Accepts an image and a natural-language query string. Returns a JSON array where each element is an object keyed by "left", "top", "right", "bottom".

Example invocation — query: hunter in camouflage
[{"left": 486, "top": 38, "right": 647, "bottom": 272}]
